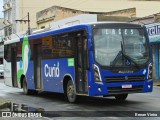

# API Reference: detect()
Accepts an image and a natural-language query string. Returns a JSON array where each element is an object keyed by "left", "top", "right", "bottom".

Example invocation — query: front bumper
[{"left": 88, "top": 80, "right": 153, "bottom": 96}]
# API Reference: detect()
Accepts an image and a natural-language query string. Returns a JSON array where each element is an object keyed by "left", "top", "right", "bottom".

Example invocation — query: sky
[{"left": 0, "top": 0, "right": 3, "bottom": 18}]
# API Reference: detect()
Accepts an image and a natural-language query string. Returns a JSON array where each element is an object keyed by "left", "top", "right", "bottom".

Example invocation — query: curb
[
  {"left": 0, "top": 100, "right": 11, "bottom": 110},
  {"left": 153, "top": 85, "right": 160, "bottom": 87},
  {"left": 153, "top": 80, "right": 160, "bottom": 87},
  {"left": 153, "top": 83, "right": 160, "bottom": 87}
]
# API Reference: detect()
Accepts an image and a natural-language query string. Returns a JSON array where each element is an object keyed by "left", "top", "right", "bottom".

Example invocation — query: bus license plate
[{"left": 122, "top": 85, "right": 132, "bottom": 88}]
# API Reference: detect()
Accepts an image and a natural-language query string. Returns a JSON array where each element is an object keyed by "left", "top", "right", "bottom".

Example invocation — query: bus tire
[
  {"left": 23, "top": 77, "right": 32, "bottom": 95},
  {"left": 66, "top": 80, "right": 77, "bottom": 103},
  {"left": 115, "top": 94, "right": 128, "bottom": 101}
]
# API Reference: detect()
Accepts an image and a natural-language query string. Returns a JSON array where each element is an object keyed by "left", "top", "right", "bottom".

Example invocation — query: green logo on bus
[
  {"left": 17, "top": 36, "right": 30, "bottom": 82},
  {"left": 68, "top": 58, "right": 74, "bottom": 66}
]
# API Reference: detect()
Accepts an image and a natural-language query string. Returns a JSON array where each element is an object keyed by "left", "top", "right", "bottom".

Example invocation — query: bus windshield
[{"left": 93, "top": 28, "right": 149, "bottom": 67}]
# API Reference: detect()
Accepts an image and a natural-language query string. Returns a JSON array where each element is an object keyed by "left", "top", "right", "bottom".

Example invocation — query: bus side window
[
  {"left": 42, "top": 36, "right": 54, "bottom": 59},
  {"left": 16, "top": 42, "right": 22, "bottom": 61},
  {"left": 52, "top": 34, "right": 74, "bottom": 58}
]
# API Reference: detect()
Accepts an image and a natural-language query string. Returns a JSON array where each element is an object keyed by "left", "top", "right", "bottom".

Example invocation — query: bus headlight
[
  {"left": 93, "top": 64, "right": 102, "bottom": 82},
  {"left": 147, "top": 63, "right": 152, "bottom": 80}
]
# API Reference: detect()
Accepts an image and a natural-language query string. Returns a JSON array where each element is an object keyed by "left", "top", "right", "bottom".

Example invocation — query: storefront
[{"left": 145, "top": 22, "right": 160, "bottom": 80}]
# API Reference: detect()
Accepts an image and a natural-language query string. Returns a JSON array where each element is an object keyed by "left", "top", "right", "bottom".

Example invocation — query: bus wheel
[
  {"left": 23, "top": 77, "right": 31, "bottom": 95},
  {"left": 66, "top": 80, "right": 76, "bottom": 103},
  {"left": 115, "top": 94, "right": 128, "bottom": 101}
]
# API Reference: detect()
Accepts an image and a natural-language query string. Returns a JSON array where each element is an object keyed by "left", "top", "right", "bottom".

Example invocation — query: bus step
[
  {"left": 35, "top": 89, "right": 43, "bottom": 91},
  {"left": 77, "top": 93, "right": 88, "bottom": 96}
]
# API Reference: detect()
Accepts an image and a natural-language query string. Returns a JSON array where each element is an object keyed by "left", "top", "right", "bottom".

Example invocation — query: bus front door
[
  {"left": 34, "top": 44, "right": 42, "bottom": 90},
  {"left": 75, "top": 33, "right": 88, "bottom": 94},
  {"left": 11, "top": 47, "right": 18, "bottom": 87}
]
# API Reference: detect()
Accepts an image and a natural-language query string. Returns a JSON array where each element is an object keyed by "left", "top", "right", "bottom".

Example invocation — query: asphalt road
[{"left": 0, "top": 79, "right": 160, "bottom": 120}]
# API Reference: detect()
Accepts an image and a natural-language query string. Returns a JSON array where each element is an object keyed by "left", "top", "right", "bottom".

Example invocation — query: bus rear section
[{"left": 87, "top": 23, "right": 153, "bottom": 100}]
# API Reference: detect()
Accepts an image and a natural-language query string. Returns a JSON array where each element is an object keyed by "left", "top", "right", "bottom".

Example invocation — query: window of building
[
  {"left": 41, "top": 26, "right": 45, "bottom": 29},
  {"left": 4, "top": 25, "right": 12, "bottom": 37},
  {"left": 4, "top": 27, "right": 8, "bottom": 36},
  {"left": 8, "top": 26, "right": 12, "bottom": 35},
  {"left": 4, "top": 11, "right": 8, "bottom": 20},
  {"left": 4, "top": 0, "right": 7, "bottom": 4},
  {"left": 8, "top": 10, "right": 12, "bottom": 23}
]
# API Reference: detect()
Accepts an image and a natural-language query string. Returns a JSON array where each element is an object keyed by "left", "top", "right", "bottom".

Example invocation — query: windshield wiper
[
  {"left": 111, "top": 41, "right": 141, "bottom": 69},
  {"left": 122, "top": 52, "right": 141, "bottom": 69},
  {"left": 121, "top": 41, "right": 141, "bottom": 69}
]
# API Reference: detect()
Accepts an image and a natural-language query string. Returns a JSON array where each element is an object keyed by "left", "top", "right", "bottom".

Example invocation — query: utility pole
[
  {"left": 15, "top": 12, "right": 31, "bottom": 35},
  {"left": 27, "top": 12, "right": 30, "bottom": 35}
]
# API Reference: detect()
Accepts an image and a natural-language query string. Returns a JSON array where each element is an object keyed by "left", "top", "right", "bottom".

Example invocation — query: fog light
[{"left": 98, "top": 87, "right": 101, "bottom": 92}]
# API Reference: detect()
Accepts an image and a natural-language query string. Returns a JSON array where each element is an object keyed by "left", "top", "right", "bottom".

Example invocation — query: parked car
[{"left": 0, "top": 64, "right": 4, "bottom": 78}]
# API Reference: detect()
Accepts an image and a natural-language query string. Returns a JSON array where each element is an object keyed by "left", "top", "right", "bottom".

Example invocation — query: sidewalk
[{"left": 153, "top": 80, "right": 160, "bottom": 86}]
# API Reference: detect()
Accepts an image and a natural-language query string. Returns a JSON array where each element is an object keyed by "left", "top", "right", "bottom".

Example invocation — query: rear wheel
[
  {"left": 23, "top": 77, "right": 33, "bottom": 95},
  {"left": 66, "top": 80, "right": 77, "bottom": 103},
  {"left": 115, "top": 94, "right": 128, "bottom": 101}
]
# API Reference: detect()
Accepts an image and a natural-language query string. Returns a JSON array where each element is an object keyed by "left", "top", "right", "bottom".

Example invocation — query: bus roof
[
  {"left": 4, "top": 37, "right": 20, "bottom": 45},
  {"left": 21, "top": 22, "right": 142, "bottom": 41},
  {"left": 5, "top": 22, "right": 143, "bottom": 44},
  {"left": 20, "top": 24, "right": 91, "bottom": 41}
]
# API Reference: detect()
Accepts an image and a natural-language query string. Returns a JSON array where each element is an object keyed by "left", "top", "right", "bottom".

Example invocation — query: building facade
[
  {"left": 36, "top": 6, "right": 136, "bottom": 29},
  {"left": 146, "top": 22, "right": 160, "bottom": 80},
  {"left": 0, "top": 18, "right": 4, "bottom": 64},
  {"left": 2, "top": 0, "right": 67, "bottom": 40},
  {"left": 0, "top": 18, "right": 4, "bottom": 42},
  {"left": 130, "top": 13, "right": 160, "bottom": 80},
  {"left": 2, "top": 0, "right": 160, "bottom": 39}
]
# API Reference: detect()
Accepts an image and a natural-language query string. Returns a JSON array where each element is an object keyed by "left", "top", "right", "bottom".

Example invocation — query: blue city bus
[{"left": 4, "top": 22, "right": 153, "bottom": 103}]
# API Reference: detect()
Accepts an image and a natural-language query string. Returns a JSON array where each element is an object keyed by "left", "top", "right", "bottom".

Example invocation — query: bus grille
[
  {"left": 107, "top": 85, "right": 143, "bottom": 94},
  {"left": 106, "top": 76, "right": 145, "bottom": 83}
]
